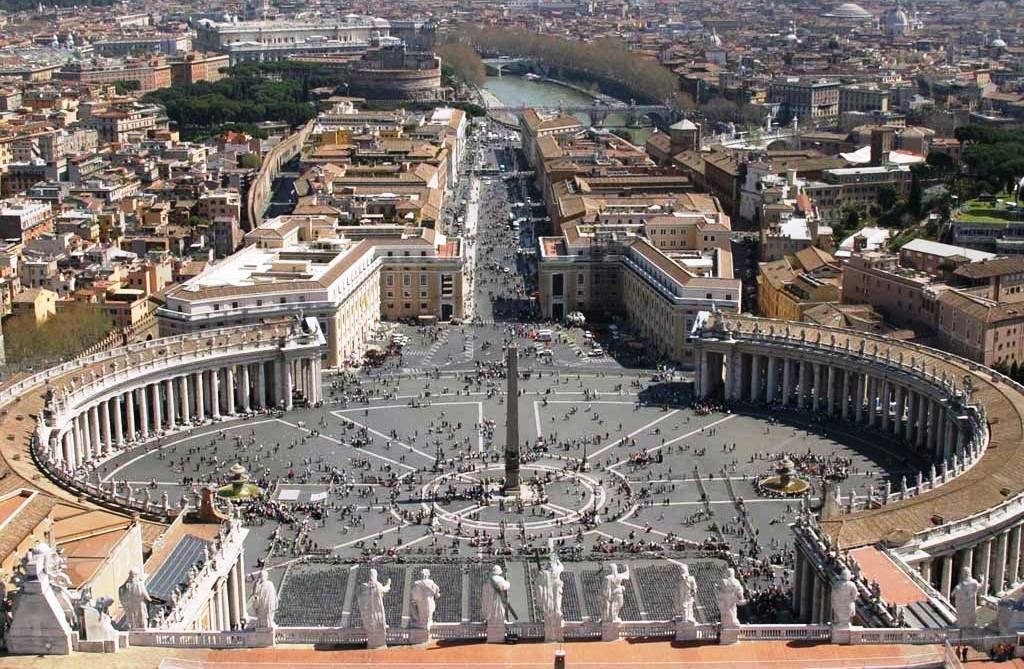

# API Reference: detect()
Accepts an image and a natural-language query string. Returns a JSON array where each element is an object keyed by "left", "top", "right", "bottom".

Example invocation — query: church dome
[
  {"left": 992, "top": 31, "right": 1008, "bottom": 48},
  {"left": 825, "top": 2, "right": 873, "bottom": 19}
]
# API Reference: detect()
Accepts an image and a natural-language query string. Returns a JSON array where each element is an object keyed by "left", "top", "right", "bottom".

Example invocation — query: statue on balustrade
[
  {"left": 676, "top": 563, "right": 698, "bottom": 624},
  {"left": 248, "top": 570, "right": 278, "bottom": 630},
  {"left": 831, "top": 568, "right": 858, "bottom": 628},
  {"left": 952, "top": 567, "right": 983, "bottom": 628},
  {"left": 538, "top": 553, "right": 565, "bottom": 626},
  {"left": 716, "top": 567, "right": 746, "bottom": 628},
  {"left": 482, "top": 565, "right": 514, "bottom": 625},
  {"left": 602, "top": 563, "right": 630, "bottom": 623},
  {"left": 410, "top": 568, "right": 439, "bottom": 631},
  {"left": 357, "top": 568, "right": 391, "bottom": 634},
  {"left": 118, "top": 569, "right": 152, "bottom": 630}
]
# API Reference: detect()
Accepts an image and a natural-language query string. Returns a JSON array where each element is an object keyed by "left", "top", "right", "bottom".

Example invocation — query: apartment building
[{"left": 768, "top": 77, "right": 840, "bottom": 120}]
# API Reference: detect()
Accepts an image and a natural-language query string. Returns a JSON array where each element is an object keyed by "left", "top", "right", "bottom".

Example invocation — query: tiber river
[{"left": 484, "top": 75, "right": 653, "bottom": 144}]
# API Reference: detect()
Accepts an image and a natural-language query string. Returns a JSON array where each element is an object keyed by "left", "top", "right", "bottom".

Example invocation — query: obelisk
[{"left": 504, "top": 344, "right": 520, "bottom": 494}]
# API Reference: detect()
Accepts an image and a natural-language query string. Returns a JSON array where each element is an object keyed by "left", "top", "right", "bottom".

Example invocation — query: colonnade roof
[{"left": 704, "top": 314, "right": 1024, "bottom": 550}]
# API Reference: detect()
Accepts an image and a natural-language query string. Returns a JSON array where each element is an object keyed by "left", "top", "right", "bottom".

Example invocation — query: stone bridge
[{"left": 487, "top": 104, "right": 678, "bottom": 129}]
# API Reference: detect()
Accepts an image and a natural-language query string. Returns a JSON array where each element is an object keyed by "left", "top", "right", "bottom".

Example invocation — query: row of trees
[
  {"left": 436, "top": 43, "right": 486, "bottom": 89},
  {"left": 4, "top": 305, "right": 113, "bottom": 368},
  {"left": 448, "top": 27, "right": 681, "bottom": 105}
]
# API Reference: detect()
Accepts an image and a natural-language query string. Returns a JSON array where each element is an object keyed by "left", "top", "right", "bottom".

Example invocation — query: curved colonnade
[
  {"left": 22, "top": 317, "right": 325, "bottom": 518},
  {"left": 692, "top": 312, "right": 1024, "bottom": 611}
]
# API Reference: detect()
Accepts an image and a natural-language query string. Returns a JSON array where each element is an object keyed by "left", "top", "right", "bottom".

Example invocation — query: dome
[
  {"left": 992, "top": 31, "right": 1007, "bottom": 48},
  {"left": 825, "top": 2, "right": 874, "bottom": 19}
]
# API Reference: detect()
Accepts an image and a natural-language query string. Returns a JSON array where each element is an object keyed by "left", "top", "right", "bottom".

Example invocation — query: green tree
[
  {"left": 239, "top": 153, "right": 263, "bottom": 169},
  {"left": 4, "top": 304, "right": 114, "bottom": 367},
  {"left": 908, "top": 172, "right": 923, "bottom": 216},
  {"left": 877, "top": 185, "right": 899, "bottom": 212}
]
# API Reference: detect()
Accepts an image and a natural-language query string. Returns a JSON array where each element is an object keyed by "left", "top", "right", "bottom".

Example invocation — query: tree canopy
[
  {"left": 143, "top": 70, "right": 317, "bottom": 136},
  {"left": 3, "top": 304, "right": 114, "bottom": 367}
]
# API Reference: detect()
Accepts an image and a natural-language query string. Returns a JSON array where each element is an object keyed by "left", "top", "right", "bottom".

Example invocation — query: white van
[{"left": 535, "top": 329, "right": 554, "bottom": 342}]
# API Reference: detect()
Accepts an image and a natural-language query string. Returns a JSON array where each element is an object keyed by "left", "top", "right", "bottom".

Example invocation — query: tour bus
[{"left": 535, "top": 329, "right": 554, "bottom": 342}]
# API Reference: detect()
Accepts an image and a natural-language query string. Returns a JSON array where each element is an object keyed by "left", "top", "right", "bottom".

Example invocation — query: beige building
[
  {"left": 157, "top": 216, "right": 465, "bottom": 366},
  {"left": 757, "top": 247, "right": 841, "bottom": 322},
  {"left": 537, "top": 223, "right": 740, "bottom": 366}
]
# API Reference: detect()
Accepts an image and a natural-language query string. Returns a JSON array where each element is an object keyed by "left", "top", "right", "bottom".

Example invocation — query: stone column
[
  {"left": 792, "top": 551, "right": 804, "bottom": 612},
  {"left": 236, "top": 552, "right": 248, "bottom": 620},
  {"left": 921, "top": 560, "right": 932, "bottom": 585},
  {"left": 782, "top": 357, "right": 793, "bottom": 406},
  {"left": 282, "top": 360, "right": 293, "bottom": 411},
  {"left": 855, "top": 373, "right": 865, "bottom": 423},
  {"left": 766, "top": 356, "right": 777, "bottom": 404},
  {"left": 75, "top": 415, "right": 87, "bottom": 464},
  {"left": 943, "top": 419, "right": 955, "bottom": 461},
  {"left": 915, "top": 394, "right": 927, "bottom": 449},
  {"left": 114, "top": 395, "right": 124, "bottom": 447},
  {"left": 866, "top": 376, "right": 877, "bottom": 426},
  {"left": 1010, "top": 525, "right": 1023, "bottom": 587},
  {"left": 880, "top": 380, "right": 891, "bottom": 432},
  {"left": 100, "top": 400, "right": 112, "bottom": 454},
  {"left": 975, "top": 541, "right": 992, "bottom": 592},
  {"left": 810, "top": 576, "right": 822, "bottom": 623},
  {"left": 905, "top": 391, "right": 917, "bottom": 445},
  {"left": 994, "top": 531, "right": 1009, "bottom": 594},
  {"left": 151, "top": 383, "right": 162, "bottom": 432},
  {"left": 926, "top": 401, "right": 937, "bottom": 455},
  {"left": 841, "top": 369, "right": 851, "bottom": 421},
  {"left": 826, "top": 365, "right": 836, "bottom": 417},
  {"left": 797, "top": 361, "right": 808, "bottom": 410},
  {"left": 960, "top": 547, "right": 974, "bottom": 586},
  {"left": 227, "top": 567, "right": 240, "bottom": 629},
  {"left": 257, "top": 362, "right": 268, "bottom": 409},
  {"left": 138, "top": 387, "right": 150, "bottom": 440},
  {"left": 165, "top": 378, "right": 176, "bottom": 430},
  {"left": 749, "top": 354, "right": 760, "bottom": 403},
  {"left": 126, "top": 389, "right": 136, "bottom": 442},
  {"left": 942, "top": 554, "right": 954, "bottom": 599},
  {"left": 312, "top": 358, "right": 322, "bottom": 404},
  {"left": 893, "top": 385, "right": 904, "bottom": 438},
  {"left": 799, "top": 558, "right": 813, "bottom": 621},
  {"left": 179, "top": 376, "right": 190, "bottom": 424},
  {"left": 89, "top": 405, "right": 101, "bottom": 457},
  {"left": 812, "top": 362, "right": 822, "bottom": 412},
  {"left": 723, "top": 351, "right": 735, "bottom": 401},
  {"left": 194, "top": 372, "right": 205, "bottom": 422},
  {"left": 211, "top": 368, "right": 221, "bottom": 419},
  {"left": 241, "top": 364, "right": 251, "bottom": 412},
  {"left": 225, "top": 366, "right": 236, "bottom": 415},
  {"left": 220, "top": 583, "right": 230, "bottom": 631}
]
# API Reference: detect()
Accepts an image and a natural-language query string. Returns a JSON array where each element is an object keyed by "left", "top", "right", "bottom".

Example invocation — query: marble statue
[
  {"left": 602, "top": 563, "right": 630, "bottom": 623},
  {"left": 118, "top": 569, "right": 152, "bottom": 630},
  {"left": 538, "top": 553, "right": 565, "bottom": 625},
  {"left": 676, "top": 563, "right": 698, "bottom": 624},
  {"left": 357, "top": 568, "right": 391, "bottom": 641},
  {"left": 248, "top": 570, "right": 278, "bottom": 630},
  {"left": 410, "top": 569, "right": 440, "bottom": 631},
  {"left": 482, "top": 565, "right": 513, "bottom": 625},
  {"left": 831, "top": 568, "right": 858, "bottom": 628},
  {"left": 716, "top": 567, "right": 746, "bottom": 627},
  {"left": 952, "top": 567, "right": 982, "bottom": 628}
]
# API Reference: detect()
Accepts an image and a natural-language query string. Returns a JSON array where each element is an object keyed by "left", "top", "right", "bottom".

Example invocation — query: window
[
  {"left": 232, "top": 302, "right": 238, "bottom": 309},
  {"left": 385, "top": 274, "right": 393, "bottom": 286},
  {"left": 280, "top": 297, "right": 286, "bottom": 304},
  {"left": 419, "top": 273, "right": 427, "bottom": 286}
]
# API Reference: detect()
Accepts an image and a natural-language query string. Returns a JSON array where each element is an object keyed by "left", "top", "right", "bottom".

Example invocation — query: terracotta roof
[{"left": 953, "top": 256, "right": 1024, "bottom": 279}]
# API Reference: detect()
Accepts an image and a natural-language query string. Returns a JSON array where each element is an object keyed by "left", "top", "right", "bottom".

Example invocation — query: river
[{"left": 483, "top": 75, "right": 652, "bottom": 144}]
